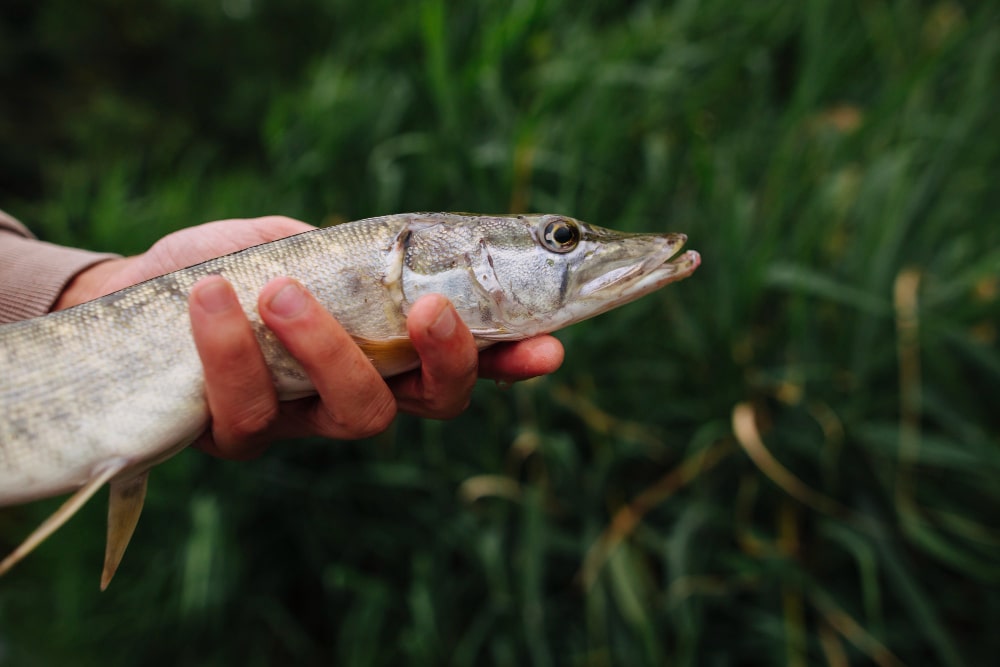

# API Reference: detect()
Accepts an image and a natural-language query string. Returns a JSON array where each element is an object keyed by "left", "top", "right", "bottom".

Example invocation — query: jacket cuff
[{"left": 0, "top": 213, "right": 120, "bottom": 323}]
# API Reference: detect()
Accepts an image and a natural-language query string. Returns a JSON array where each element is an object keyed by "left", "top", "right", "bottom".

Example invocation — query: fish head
[{"left": 400, "top": 214, "right": 700, "bottom": 340}]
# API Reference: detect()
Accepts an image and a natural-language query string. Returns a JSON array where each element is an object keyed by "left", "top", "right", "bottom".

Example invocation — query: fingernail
[
  {"left": 194, "top": 278, "right": 235, "bottom": 314},
  {"left": 428, "top": 302, "right": 456, "bottom": 340},
  {"left": 267, "top": 281, "right": 307, "bottom": 319}
]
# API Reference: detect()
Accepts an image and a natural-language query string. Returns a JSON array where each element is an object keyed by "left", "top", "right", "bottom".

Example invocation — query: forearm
[{"left": 0, "top": 210, "right": 120, "bottom": 323}]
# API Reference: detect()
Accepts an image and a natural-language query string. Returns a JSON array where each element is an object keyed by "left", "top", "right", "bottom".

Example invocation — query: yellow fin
[
  {"left": 0, "top": 458, "right": 130, "bottom": 580},
  {"left": 101, "top": 472, "right": 149, "bottom": 591},
  {"left": 354, "top": 336, "right": 420, "bottom": 377}
]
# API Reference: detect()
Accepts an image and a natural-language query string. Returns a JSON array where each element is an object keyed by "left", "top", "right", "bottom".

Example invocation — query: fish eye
[{"left": 540, "top": 218, "right": 580, "bottom": 253}]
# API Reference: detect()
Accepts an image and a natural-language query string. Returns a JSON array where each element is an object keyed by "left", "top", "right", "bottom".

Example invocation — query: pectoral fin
[
  {"left": 0, "top": 458, "right": 130, "bottom": 580},
  {"left": 354, "top": 336, "right": 420, "bottom": 376},
  {"left": 101, "top": 471, "right": 149, "bottom": 591}
]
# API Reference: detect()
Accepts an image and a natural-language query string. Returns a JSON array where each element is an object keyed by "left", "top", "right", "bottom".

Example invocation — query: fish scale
[{"left": 0, "top": 212, "right": 700, "bottom": 588}]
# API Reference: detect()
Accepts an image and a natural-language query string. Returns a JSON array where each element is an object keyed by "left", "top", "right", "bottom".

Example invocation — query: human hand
[{"left": 54, "top": 216, "right": 564, "bottom": 458}]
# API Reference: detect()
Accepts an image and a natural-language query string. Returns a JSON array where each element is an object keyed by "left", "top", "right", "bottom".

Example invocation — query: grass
[{"left": 1, "top": 0, "right": 998, "bottom": 665}]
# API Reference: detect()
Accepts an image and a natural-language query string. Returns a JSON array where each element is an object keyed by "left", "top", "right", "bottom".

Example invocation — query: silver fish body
[{"left": 0, "top": 212, "right": 699, "bottom": 585}]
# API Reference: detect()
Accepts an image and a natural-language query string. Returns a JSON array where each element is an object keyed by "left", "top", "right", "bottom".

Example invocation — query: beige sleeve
[{"left": 0, "top": 209, "right": 121, "bottom": 323}]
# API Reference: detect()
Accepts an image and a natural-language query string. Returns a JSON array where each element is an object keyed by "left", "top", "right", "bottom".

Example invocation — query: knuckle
[
  {"left": 332, "top": 394, "right": 398, "bottom": 440},
  {"left": 260, "top": 215, "right": 298, "bottom": 225},
  {"left": 257, "top": 215, "right": 305, "bottom": 234},
  {"left": 457, "top": 356, "right": 479, "bottom": 381},
  {"left": 422, "top": 388, "right": 472, "bottom": 421},
  {"left": 419, "top": 356, "right": 477, "bottom": 409},
  {"left": 223, "top": 401, "right": 280, "bottom": 443}
]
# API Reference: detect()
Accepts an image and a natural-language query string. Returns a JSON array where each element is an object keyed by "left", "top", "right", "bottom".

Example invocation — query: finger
[
  {"left": 259, "top": 278, "right": 397, "bottom": 440},
  {"left": 478, "top": 336, "right": 565, "bottom": 382},
  {"left": 389, "top": 294, "right": 479, "bottom": 419},
  {"left": 189, "top": 276, "right": 279, "bottom": 460}
]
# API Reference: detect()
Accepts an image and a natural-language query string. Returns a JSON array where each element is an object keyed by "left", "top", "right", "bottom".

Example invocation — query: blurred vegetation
[{"left": 1, "top": 0, "right": 999, "bottom": 665}]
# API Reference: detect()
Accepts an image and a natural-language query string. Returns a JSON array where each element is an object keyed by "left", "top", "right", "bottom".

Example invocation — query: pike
[{"left": 0, "top": 213, "right": 699, "bottom": 588}]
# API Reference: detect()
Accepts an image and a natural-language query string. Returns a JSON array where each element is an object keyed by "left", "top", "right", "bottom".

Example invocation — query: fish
[{"left": 0, "top": 212, "right": 700, "bottom": 588}]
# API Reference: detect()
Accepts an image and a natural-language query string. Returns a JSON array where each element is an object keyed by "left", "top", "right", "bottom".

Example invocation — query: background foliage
[{"left": 1, "top": 1, "right": 999, "bottom": 665}]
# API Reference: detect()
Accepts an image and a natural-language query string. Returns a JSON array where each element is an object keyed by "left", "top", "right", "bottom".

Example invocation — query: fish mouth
[
  {"left": 625, "top": 247, "right": 701, "bottom": 296},
  {"left": 578, "top": 233, "right": 701, "bottom": 298}
]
